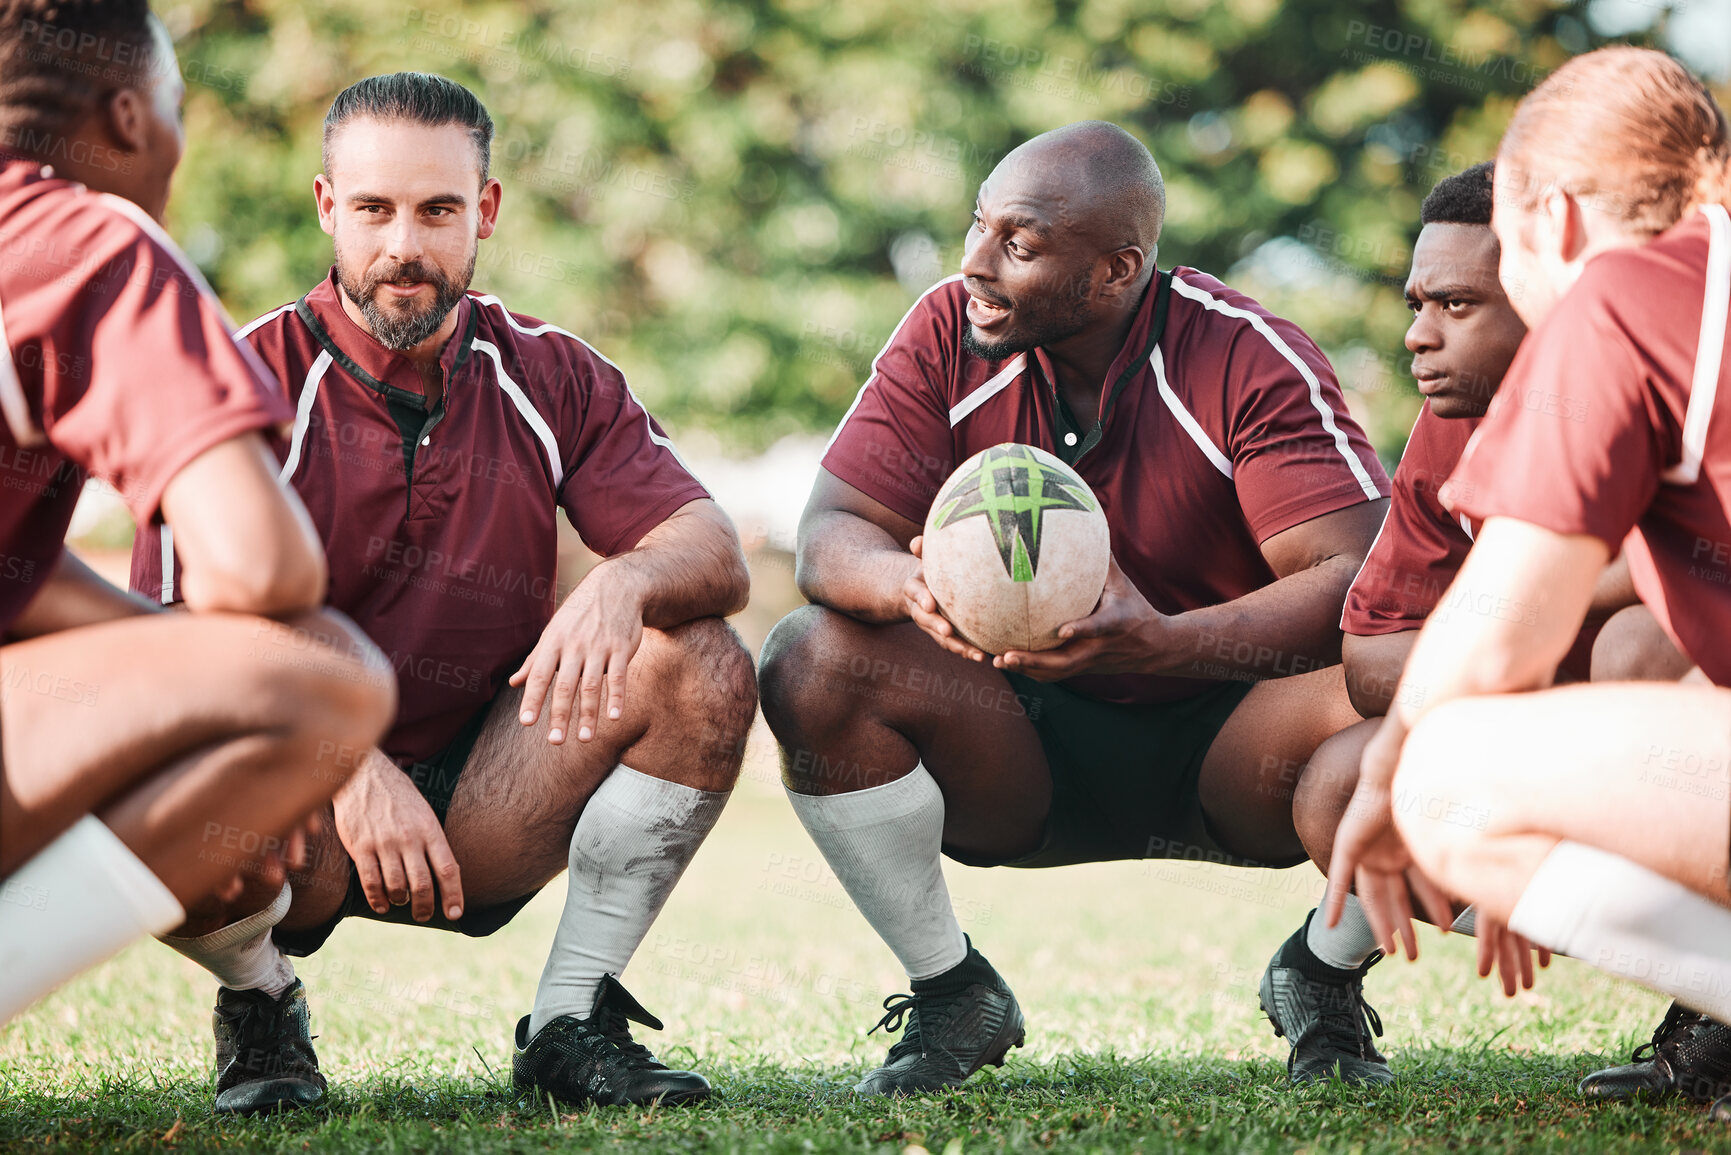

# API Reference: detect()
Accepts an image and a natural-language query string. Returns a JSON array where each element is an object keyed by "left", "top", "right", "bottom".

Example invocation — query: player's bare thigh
[
  {"left": 0, "top": 611, "right": 364, "bottom": 875},
  {"left": 1195, "top": 665, "right": 1362, "bottom": 862},
  {"left": 1395, "top": 682, "right": 1731, "bottom": 908},
  {"left": 759, "top": 604, "right": 1052, "bottom": 856},
  {"left": 441, "top": 619, "right": 755, "bottom": 905}
]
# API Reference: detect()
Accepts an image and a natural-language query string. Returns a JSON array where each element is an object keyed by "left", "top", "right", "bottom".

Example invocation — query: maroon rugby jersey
[
  {"left": 823, "top": 269, "right": 1390, "bottom": 704},
  {"left": 1343, "top": 403, "right": 1481, "bottom": 635},
  {"left": 0, "top": 155, "right": 289, "bottom": 633},
  {"left": 1452, "top": 205, "right": 1731, "bottom": 686},
  {"left": 133, "top": 271, "right": 708, "bottom": 762},
  {"left": 1343, "top": 401, "right": 1598, "bottom": 682}
]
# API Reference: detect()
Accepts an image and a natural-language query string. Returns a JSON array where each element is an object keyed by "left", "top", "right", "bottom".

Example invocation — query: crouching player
[
  {"left": 760, "top": 121, "right": 1389, "bottom": 1094},
  {"left": 1257, "top": 163, "right": 1682, "bottom": 1085},
  {"left": 0, "top": 1, "right": 393, "bottom": 1022},
  {"left": 1327, "top": 47, "right": 1731, "bottom": 1121},
  {"left": 132, "top": 74, "right": 755, "bottom": 1112}
]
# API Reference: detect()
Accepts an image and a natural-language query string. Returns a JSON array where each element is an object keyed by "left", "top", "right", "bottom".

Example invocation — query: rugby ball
[{"left": 920, "top": 442, "right": 1110, "bottom": 655}]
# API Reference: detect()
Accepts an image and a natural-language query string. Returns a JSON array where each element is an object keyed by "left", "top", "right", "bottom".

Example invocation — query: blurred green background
[{"left": 157, "top": 0, "right": 1729, "bottom": 466}]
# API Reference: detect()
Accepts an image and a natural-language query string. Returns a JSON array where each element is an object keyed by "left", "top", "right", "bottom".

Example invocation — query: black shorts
[
  {"left": 942, "top": 672, "right": 1299, "bottom": 870},
  {"left": 275, "top": 701, "right": 540, "bottom": 957}
]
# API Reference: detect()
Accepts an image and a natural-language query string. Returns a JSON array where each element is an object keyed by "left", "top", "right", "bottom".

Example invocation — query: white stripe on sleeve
[{"left": 1662, "top": 202, "right": 1730, "bottom": 486}]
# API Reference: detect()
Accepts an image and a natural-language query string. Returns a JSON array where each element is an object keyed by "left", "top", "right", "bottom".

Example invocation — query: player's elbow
[
  {"left": 181, "top": 540, "right": 327, "bottom": 617},
  {"left": 791, "top": 514, "right": 857, "bottom": 610}
]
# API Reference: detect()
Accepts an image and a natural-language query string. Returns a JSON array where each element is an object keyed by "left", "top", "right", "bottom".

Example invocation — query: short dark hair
[
  {"left": 323, "top": 72, "right": 493, "bottom": 183},
  {"left": 1421, "top": 161, "right": 1495, "bottom": 226},
  {"left": 0, "top": 0, "right": 160, "bottom": 138}
]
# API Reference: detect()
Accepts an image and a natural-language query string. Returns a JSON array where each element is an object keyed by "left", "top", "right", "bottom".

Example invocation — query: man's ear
[
  {"left": 475, "top": 177, "right": 502, "bottom": 241},
  {"left": 1541, "top": 186, "right": 1588, "bottom": 266},
  {"left": 314, "top": 173, "right": 338, "bottom": 237},
  {"left": 102, "top": 87, "right": 150, "bottom": 154},
  {"left": 1101, "top": 244, "right": 1146, "bottom": 301}
]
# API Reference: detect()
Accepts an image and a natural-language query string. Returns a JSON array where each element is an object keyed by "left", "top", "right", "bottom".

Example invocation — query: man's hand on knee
[
  {"left": 510, "top": 566, "right": 647, "bottom": 746},
  {"left": 332, "top": 747, "right": 465, "bottom": 922}
]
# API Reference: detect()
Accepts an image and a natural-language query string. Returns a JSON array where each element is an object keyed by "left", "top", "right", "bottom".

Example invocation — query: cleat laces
[
  {"left": 591, "top": 1004, "right": 662, "bottom": 1071},
  {"left": 1633, "top": 1002, "right": 1704, "bottom": 1065},
  {"left": 869, "top": 994, "right": 928, "bottom": 1062},
  {"left": 1298, "top": 969, "right": 1385, "bottom": 1071},
  {"left": 217, "top": 989, "right": 318, "bottom": 1083}
]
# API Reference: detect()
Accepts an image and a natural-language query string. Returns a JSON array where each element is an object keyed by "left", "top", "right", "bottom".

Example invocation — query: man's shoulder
[
  {"left": 867, "top": 275, "right": 993, "bottom": 400},
  {"left": 0, "top": 172, "right": 195, "bottom": 302},
  {"left": 0, "top": 167, "right": 136, "bottom": 248},
  {"left": 1163, "top": 265, "right": 1332, "bottom": 389},
  {"left": 466, "top": 292, "right": 625, "bottom": 384},
  {"left": 884, "top": 274, "right": 969, "bottom": 354},
  {"left": 1166, "top": 267, "right": 1313, "bottom": 345},
  {"left": 230, "top": 300, "right": 315, "bottom": 386},
  {"left": 235, "top": 302, "right": 300, "bottom": 342}
]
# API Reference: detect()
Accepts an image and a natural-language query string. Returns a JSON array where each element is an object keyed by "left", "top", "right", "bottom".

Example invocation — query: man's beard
[
  {"left": 959, "top": 286, "right": 1092, "bottom": 362},
  {"left": 337, "top": 246, "right": 476, "bottom": 351}
]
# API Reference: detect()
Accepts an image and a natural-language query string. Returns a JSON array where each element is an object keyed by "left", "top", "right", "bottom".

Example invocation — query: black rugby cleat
[
  {"left": 212, "top": 979, "right": 327, "bottom": 1114},
  {"left": 1581, "top": 1002, "right": 1731, "bottom": 1104},
  {"left": 1260, "top": 914, "right": 1392, "bottom": 1087},
  {"left": 513, "top": 975, "right": 710, "bottom": 1107},
  {"left": 854, "top": 938, "right": 1025, "bottom": 1096}
]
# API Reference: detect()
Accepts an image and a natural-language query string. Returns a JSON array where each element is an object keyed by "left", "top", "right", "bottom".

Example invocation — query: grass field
[{"left": 1, "top": 722, "right": 1723, "bottom": 1154}]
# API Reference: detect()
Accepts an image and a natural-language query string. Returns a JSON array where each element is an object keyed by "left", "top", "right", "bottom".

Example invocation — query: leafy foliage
[{"left": 161, "top": 0, "right": 1673, "bottom": 453}]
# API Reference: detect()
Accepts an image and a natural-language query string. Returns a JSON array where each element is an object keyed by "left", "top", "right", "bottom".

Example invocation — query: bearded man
[{"left": 131, "top": 72, "right": 755, "bottom": 1113}]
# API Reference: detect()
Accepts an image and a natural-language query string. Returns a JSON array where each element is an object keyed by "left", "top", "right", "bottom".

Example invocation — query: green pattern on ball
[{"left": 933, "top": 445, "right": 1098, "bottom": 583}]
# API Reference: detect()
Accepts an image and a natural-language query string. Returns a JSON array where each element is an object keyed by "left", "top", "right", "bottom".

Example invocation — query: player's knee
[
  {"left": 1591, "top": 605, "right": 1692, "bottom": 682},
  {"left": 1292, "top": 725, "right": 1367, "bottom": 870},
  {"left": 664, "top": 617, "right": 757, "bottom": 744},
  {"left": 758, "top": 604, "right": 859, "bottom": 742}
]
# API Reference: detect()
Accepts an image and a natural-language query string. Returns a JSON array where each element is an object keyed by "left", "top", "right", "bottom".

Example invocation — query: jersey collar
[
  {"left": 1029, "top": 271, "right": 1168, "bottom": 423},
  {"left": 304, "top": 269, "right": 475, "bottom": 396}
]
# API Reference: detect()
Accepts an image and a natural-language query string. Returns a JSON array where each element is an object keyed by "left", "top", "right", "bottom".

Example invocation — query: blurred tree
[{"left": 159, "top": 0, "right": 1707, "bottom": 459}]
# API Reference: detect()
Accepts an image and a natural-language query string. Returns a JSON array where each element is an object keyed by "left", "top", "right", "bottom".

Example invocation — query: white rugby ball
[{"left": 920, "top": 442, "right": 1110, "bottom": 655}]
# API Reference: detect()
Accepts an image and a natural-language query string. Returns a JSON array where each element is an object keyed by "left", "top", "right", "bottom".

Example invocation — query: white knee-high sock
[
  {"left": 0, "top": 816, "right": 184, "bottom": 1026},
  {"left": 528, "top": 765, "right": 729, "bottom": 1037},
  {"left": 159, "top": 882, "right": 295, "bottom": 996},
  {"left": 785, "top": 763, "right": 968, "bottom": 982},
  {"left": 1306, "top": 895, "right": 1379, "bottom": 968},
  {"left": 1510, "top": 841, "right": 1731, "bottom": 1021}
]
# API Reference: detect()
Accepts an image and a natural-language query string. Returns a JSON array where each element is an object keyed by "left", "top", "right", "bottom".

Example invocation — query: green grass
[{"left": 2, "top": 727, "right": 1722, "bottom": 1153}]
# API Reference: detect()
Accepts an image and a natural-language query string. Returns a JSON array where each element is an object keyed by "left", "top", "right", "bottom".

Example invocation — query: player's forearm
[
  {"left": 1149, "top": 554, "right": 1360, "bottom": 680},
  {"left": 596, "top": 500, "right": 750, "bottom": 628},
  {"left": 794, "top": 510, "right": 920, "bottom": 624},
  {"left": 1341, "top": 630, "right": 1417, "bottom": 718},
  {"left": 4, "top": 552, "right": 161, "bottom": 640},
  {"left": 163, "top": 437, "right": 329, "bottom": 617}
]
